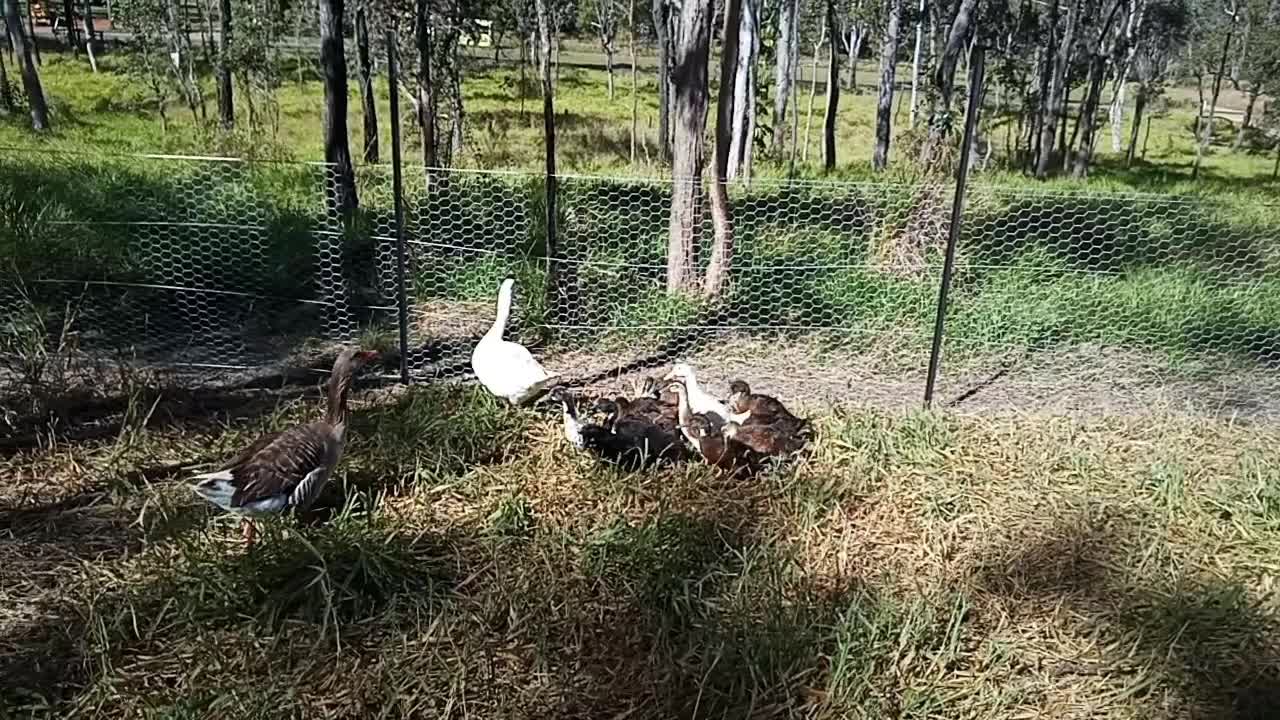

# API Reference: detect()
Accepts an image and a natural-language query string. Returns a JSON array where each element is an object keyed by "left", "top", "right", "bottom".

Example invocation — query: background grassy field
[{"left": 3, "top": 47, "right": 1278, "bottom": 192}]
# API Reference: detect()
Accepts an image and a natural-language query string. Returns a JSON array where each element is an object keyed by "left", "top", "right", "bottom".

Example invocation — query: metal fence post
[
  {"left": 923, "top": 43, "right": 986, "bottom": 409},
  {"left": 387, "top": 30, "right": 411, "bottom": 386},
  {"left": 537, "top": 1, "right": 559, "bottom": 332}
]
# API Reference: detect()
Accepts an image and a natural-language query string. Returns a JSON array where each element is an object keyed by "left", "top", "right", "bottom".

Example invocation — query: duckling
[
  {"left": 553, "top": 388, "right": 686, "bottom": 470},
  {"left": 722, "top": 418, "right": 811, "bottom": 457},
  {"left": 726, "top": 379, "right": 803, "bottom": 428},
  {"left": 663, "top": 362, "right": 730, "bottom": 423},
  {"left": 685, "top": 414, "right": 762, "bottom": 475}
]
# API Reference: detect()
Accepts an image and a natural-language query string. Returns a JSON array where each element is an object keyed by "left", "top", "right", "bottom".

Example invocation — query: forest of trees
[{"left": 2, "top": 0, "right": 1279, "bottom": 292}]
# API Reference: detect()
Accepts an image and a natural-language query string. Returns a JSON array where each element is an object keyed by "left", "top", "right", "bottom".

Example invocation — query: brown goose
[{"left": 190, "top": 347, "right": 377, "bottom": 546}]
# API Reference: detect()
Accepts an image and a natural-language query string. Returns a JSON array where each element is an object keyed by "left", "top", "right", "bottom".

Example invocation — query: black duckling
[{"left": 553, "top": 388, "right": 687, "bottom": 470}]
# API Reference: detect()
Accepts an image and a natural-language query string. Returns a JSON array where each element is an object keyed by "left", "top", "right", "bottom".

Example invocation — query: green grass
[
  {"left": 5, "top": 49, "right": 1280, "bottom": 194},
  {"left": 2, "top": 385, "right": 1278, "bottom": 717}
]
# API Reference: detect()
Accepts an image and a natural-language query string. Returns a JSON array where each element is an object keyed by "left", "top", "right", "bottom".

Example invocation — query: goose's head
[
  {"left": 330, "top": 347, "right": 378, "bottom": 385},
  {"left": 663, "top": 362, "right": 696, "bottom": 385},
  {"left": 326, "top": 347, "right": 379, "bottom": 421}
]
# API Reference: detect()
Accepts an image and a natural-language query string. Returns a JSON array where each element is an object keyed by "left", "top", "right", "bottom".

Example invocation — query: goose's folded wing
[
  {"left": 217, "top": 430, "right": 284, "bottom": 471},
  {"left": 228, "top": 424, "right": 333, "bottom": 508},
  {"left": 497, "top": 340, "right": 550, "bottom": 380}
]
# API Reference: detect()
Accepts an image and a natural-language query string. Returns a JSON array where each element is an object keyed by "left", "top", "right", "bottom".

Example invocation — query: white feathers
[
  {"left": 472, "top": 278, "right": 558, "bottom": 405},
  {"left": 663, "top": 362, "right": 730, "bottom": 423},
  {"left": 191, "top": 471, "right": 290, "bottom": 516}
]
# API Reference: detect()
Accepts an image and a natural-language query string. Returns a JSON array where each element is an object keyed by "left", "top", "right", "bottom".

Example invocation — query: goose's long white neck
[{"left": 488, "top": 285, "right": 513, "bottom": 340}]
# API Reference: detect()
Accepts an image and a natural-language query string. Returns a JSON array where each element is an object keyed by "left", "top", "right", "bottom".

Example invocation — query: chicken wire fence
[{"left": 4, "top": 146, "right": 1280, "bottom": 417}]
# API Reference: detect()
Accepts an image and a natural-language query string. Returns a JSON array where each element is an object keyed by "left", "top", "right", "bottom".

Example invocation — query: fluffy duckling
[
  {"left": 663, "top": 362, "right": 729, "bottom": 423},
  {"left": 722, "top": 419, "right": 810, "bottom": 457},
  {"left": 726, "top": 379, "right": 804, "bottom": 427},
  {"left": 553, "top": 388, "right": 686, "bottom": 470}
]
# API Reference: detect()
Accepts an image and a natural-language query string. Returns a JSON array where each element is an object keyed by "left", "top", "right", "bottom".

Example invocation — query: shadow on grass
[
  {"left": 973, "top": 511, "right": 1280, "bottom": 720},
  {"left": 0, "top": 515, "right": 457, "bottom": 712}
]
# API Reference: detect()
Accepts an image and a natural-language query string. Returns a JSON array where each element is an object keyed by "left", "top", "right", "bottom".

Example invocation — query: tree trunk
[
  {"left": 653, "top": 0, "right": 672, "bottom": 161},
  {"left": 319, "top": 0, "right": 358, "bottom": 215},
  {"left": 803, "top": 19, "right": 825, "bottom": 163},
  {"left": 415, "top": 0, "right": 437, "bottom": 170},
  {"left": 873, "top": 0, "right": 902, "bottom": 171},
  {"left": 605, "top": 45, "right": 615, "bottom": 99},
  {"left": 218, "top": 0, "right": 233, "bottom": 127},
  {"left": 62, "top": 0, "right": 78, "bottom": 51},
  {"left": 845, "top": 24, "right": 864, "bottom": 91},
  {"left": 1125, "top": 86, "right": 1145, "bottom": 166},
  {"left": 1193, "top": 15, "right": 1235, "bottom": 180},
  {"left": 1274, "top": 136, "right": 1280, "bottom": 178},
  {"left": 0, "top": 31, "right": 13, "bottom": 113},
  {"left": 772, "top": 0, "right": 798, "bottom": 152},
  {"left": 24, "top": 0, "right": 39, "bottom": 66},
  {"left": 1108, "top": 0, "right": 1141, "bottom": 154},
  {"left": 356, "top": 7, "right": 378, "bottom": 163},
  {"left": 666, "top": 0, "right": 712, "bottom": 293},
  {"left": 742, "top": 16, "right": 759, "bottom": 181},
  {"left": 1070, "top": 53, "right": 1107, "bottom": 178},
  {"left": 727, "top": 0, "right": 755, "bottom": 180},
  {"left": 448, "top": 36, "right": 464, "bottom": 163},
  {"left": 534, "top": 0, "right": 558, "bottom": 309},
  {"left": 81, "top": 0, "right": 97, "bottom": 71},
  {"left": 706, "top": 0, "right": 743, "bottom": 296},
  {"left": 822, "top": 0, "right": 840, "bottom": 171},
  {"left": 630, "top": 0, "right": 638, "bottom": 163},
  {"left": 1141, "top": 108, "right": 1152, "bottom": 159},
  {"left": 1233, "top": 86, "right": 1260, "bottom": 150},
  {"left": 908, "top": 0, "right": 924, "bottom": 128},
  {"left": 3, "top": 0, "right": 49, "bottom": 129},
  {"left": 1036, "top": 0, "right": 1079, "bottom": 178},
  {"left": 1108, "top": 70, "right": 1129, "bottom": 153},
  {"left": 924, "top": 0, "right": 978, "bottom": 165}
]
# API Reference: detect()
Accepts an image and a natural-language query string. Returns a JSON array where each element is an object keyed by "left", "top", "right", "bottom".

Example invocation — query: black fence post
[
  {"left": 537, "top": 0, "right": 559, "bottom": 333},
  {"left": 387, "top": 30, "right": 411, "bottom": 386},
  {"left": 923, "top": 43, "right": 986, "bottom": 409}
]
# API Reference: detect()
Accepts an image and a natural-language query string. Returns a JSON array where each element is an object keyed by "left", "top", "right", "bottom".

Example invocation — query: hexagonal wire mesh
[
  {"left": 0, "top": 148, "right": 382, "bottom": 399},
  {"left": 935, "top": 185, "right": 1280, "bottom": 416},
  {"left": 5, "top": 142, "right": 1280, "bottom": 417}
]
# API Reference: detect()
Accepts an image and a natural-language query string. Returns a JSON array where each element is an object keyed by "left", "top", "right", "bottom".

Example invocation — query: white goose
[
  {"left": 662, "top": 362, "right": 730, "bottom": 423},
  {"left": 471, "top": 277, "right": 558, "bottom": 405}
]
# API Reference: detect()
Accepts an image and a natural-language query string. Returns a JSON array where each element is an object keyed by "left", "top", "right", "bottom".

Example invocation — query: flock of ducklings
[
  {"left": 189, "top": 279, "right": 809, "bottom": 546},
  {"left": 550, "top": 364, "right": 811, "bottom": 475}
]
